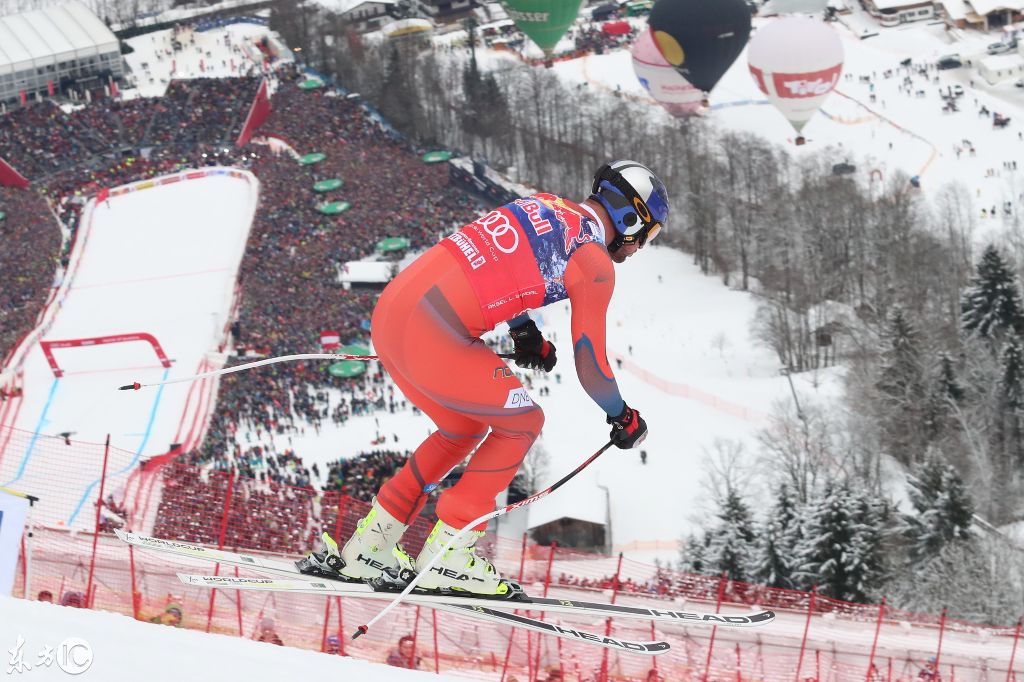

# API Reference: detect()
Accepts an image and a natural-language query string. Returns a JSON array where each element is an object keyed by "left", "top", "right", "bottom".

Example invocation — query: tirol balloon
[
  {"left": 500, "top": 0, "right": 584, "bottom": 56},
  {"left": 631, "top": 26, "right": 703, "bottom": 117},
  {"left": 747, "top": 16, "right": 844, "bottom": 143},
  {"left": 648, "top": 0, "right": 752, "bottom": 96}
]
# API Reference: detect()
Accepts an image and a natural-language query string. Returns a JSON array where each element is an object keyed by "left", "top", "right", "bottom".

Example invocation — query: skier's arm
[{"left": 564, "top": 242, "right": 624, "bottom": 417}]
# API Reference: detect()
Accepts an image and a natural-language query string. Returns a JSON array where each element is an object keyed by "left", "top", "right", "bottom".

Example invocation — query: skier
[{"left": 305, "top": 160, "right": 668, "bottom": 596}]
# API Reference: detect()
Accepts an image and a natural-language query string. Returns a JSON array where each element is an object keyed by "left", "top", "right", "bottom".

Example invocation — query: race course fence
[{"left": 3, "top": 424, "right": 1023, "bottom": 682}]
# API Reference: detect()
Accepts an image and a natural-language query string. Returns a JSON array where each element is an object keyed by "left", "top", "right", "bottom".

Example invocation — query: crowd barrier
[{"left": 2, "top": 423, "right": 1023, "bottom": 681}]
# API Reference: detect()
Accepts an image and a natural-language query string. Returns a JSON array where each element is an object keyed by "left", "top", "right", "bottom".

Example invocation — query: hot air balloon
[
  {"left": 648, "top": 0, "right": 752, "bottom": 98},
  {"left": 747, "top": 16, "right": 844, "bottom": 144},
  {"left": 631, "top": 26, "right": 704, "bottom": 117},
  {"left": 501, "top": 0, "right": 584, "bottom": 57}
]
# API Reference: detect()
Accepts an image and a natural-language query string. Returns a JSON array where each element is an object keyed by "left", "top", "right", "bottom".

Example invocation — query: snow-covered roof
[
  {"left": 528, "top": 483, "right": 607, "bottom": 529},
  {"left": 979, "top": 52, "right": 1024, "bottom": 70},
  {"left": 311, "top": 0, "right": 395, "bottom": 13},
  {"left": 869, "top": 0, "right": 932, "bottom": 9},
  {"left": 940, "top": 0, "right": 971, "bottom": 19},
  {"left": 966, "top": 0, "right": 1024, "bottom": 15},
  {"left": 339, "top": 261, "right": 393, "bottom": 284},
  {"left": 0, "top": 1, "right": 118, "bottom": 75}
]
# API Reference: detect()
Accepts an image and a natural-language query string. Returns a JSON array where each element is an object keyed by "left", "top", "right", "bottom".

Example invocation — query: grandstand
[{"left": 0, "top": 0, "right": 124, "bottom": 106}]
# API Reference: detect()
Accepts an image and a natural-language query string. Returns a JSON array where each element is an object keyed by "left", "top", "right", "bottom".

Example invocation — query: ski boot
[
  {"left": 414, "top": 520, "right": 523, "bottom": 599},
  {"left": 298, "top": 499, "right": 409, "bottom": 583}
]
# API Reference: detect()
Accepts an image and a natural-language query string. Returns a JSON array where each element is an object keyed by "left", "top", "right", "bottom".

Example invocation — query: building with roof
[
  {"left": 978, "top": 52, "right": 1024, "bottom": 82},
  {"left": 938, "top": 0, "right": 1024, "bottom": 28},
  {"left": 863, "top": 0, "right": 936, "bottom": 25},
  {"left": 0, "top": 0, "right": 124, "bottom": 105}
]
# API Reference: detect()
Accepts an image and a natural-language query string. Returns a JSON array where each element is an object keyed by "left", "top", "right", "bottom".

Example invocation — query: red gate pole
[
  {"left": 206, "top": 469, "right": 236, "bottom": 633},
  {"left": 600, "top": 552, "right": 625, "bottom": 682},
  {"left": 815, "top": 648, "right": 821, "bottom": 681},
  {"left": 411, "top": 605, "right": 422, "bottom": 667},
  {"left": 234, "top": 565, "right": 244, "bottom": 635},
  {"left": 735, "top": 642, "right": 742, "bottom": 682},
  {"left": 127, "top": 542, "right": 141, "bottom": 620},
  {"left": 432, "top": 607, "right": 440, "bottom": 674},
  {"left": 85, "top": 434, "right": 111, "bottom": 608},
  {"left": 533, "top": 542, "right": 558, "bottom": 677},
  {"left": 866, "top": 597, "right": 886, "bottom": 682},
  {"left": 320, "top": 596, "right": 332, "bottom": 652},
  {"left": 1005, "top": 618, "right": 1022, "bottom": 682},
  {"left": 703, "top": 573, "right": 728, "bottom": 682},
  {"left": 935, "top": 607, "right": 948, "bottom": 673},
  {"left": 887, "top": 657, "right": 892, "bottom": 682},
  {"left": 794, "top": 585, "right": 817, "bottom": 682},
  {"left": 500, "top": 533, "right": 529, "bottom": 682},
  {"left": 336, "top": 596, "right": 347, "bottom": 657}
]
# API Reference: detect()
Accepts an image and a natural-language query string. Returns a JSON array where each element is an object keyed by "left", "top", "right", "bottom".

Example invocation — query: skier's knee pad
[{"left": 494, "top": 405, "right": 544, "bottom": 443}]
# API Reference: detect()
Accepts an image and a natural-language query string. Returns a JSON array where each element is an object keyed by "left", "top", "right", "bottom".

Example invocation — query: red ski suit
[{"left": 373, "top": 193, "right": 625, "bottom": 530}]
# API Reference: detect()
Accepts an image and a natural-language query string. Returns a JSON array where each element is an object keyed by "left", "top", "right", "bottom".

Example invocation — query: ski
[
  {"left": 174, "top": 571, "right": 774, "bottom": 628},
  {"left": 177, "top": 573, "right": 670, "bottom": 655},
  {"left": 116, "top": 530, "right": 775, "bottom": 629}
]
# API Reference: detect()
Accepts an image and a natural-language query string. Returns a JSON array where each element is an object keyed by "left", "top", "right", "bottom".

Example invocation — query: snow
[
  {"left": 122, "top": 22, "right": 289, "bottom": 99},
  {"left": 0, "top": 595, "right": 440, "bottom": 681},
  {"left": 1, "top": 170, "right": 256, "bottom": 529}
]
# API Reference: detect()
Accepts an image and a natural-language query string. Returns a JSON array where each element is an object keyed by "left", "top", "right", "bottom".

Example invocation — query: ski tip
[
  {"left": 118, "top": 382, "right": 142, "bottom": 391},
  {"left": 352, "top": 625, "right": 369, "bottom": 640}
]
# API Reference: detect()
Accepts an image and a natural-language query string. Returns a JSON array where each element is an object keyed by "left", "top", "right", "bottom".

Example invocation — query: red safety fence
[{"left": 3, "top": 423, "right": 1023, "bottom": 681}]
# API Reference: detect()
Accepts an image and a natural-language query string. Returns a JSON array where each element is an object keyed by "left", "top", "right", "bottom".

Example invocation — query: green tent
[
  {"left": 298, "top": 79, "right": 324, "bottom": 90},
  {"left": 313, "top": 178, "right": 343, "bottom": 192},
  {"left": 503, "top": 0, "right": 584, "bottom": 55},
  {"left": 0, "top": 211, "right": 5, "bottom": 221},
  {"left": 299, "top": 152, "right": 327, "bottom": 165},
  {"left": 317, "top": 201, "right": 352, "bottom": 215},
  {"left": 341, "top": 344, "right": 371, "bottom": 356},
  {"left": 327, "top": 361, "right": 366, "bottom": 378},
  {"left": 421, "top": 151, "right": 452, "bottom": 164},
  {"left": 377, "top": 237, "right": 411, "bottom": 253}
]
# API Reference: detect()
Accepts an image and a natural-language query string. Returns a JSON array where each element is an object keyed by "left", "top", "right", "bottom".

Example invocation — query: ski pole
[
  {"left": 118, "top": 352, "right": 516, "bottom": 391},
  {"left": 352, "top": 438, "right": 616, "bottom": 640}
]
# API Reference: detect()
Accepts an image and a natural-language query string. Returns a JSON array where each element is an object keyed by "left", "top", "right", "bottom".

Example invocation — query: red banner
[
  {"left": 47, "top": 80, "right": 54, "bottom": 97},
  {"left": 0, "top": 156, "right": 29, "bottom": 188},
  {"left": 235, "top": 79, "right": 271, "bottom": 147},
  {"left": 320, "top": 330, "right": 341, "bottom": 350}
]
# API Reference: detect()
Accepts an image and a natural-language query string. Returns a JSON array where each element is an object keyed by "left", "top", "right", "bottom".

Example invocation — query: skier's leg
[{"left": 374, "top": 367, "right": 487, "bottom": 525}]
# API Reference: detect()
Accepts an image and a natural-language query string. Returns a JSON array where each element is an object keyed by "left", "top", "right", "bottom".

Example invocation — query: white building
[
  {"left": 863, "top": 0, "right": 936, "bottom": 25},
  {"left": 978, "top": 52, "right": 1024, "bottom": 82},
  {"left": 0, "top": 0, "right": 124, "bottom": 105}
]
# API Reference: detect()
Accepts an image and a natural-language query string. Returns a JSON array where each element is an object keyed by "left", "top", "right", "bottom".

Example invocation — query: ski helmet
[{"left": 590, "top": 160, "right": 669, "bottom": 252}]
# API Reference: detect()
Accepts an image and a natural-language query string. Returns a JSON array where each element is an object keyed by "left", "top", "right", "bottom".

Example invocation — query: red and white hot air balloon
[
  {"left": 631, "top": 26, "right": 703, "bottom": 117},
  {"left": 747, "top": 16, "right": 844, "bottom": 144}
]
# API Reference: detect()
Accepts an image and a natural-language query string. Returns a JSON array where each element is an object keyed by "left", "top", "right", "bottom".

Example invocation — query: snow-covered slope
[{"left": 0, "top": 595, "right": 447, "bottom": 681}]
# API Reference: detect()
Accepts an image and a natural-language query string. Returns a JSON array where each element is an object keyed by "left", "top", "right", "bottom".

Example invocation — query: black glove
[
  {"left": 607, "top": 403, "right": 647, "bottom": 449},
  {"left": 508, "top": 319, "right": 557, "bottom": 372}
]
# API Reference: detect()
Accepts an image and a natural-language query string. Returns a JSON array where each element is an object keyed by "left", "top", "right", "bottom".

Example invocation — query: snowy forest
[{"left": 270, "top": 3, "right": 1024, "bottom": 624}]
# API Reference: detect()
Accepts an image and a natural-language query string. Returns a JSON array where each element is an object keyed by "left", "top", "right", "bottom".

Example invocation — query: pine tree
[
  {"left": 998, "top": 333, "right": 1024, "bottom": 472},
  {"left": 961, "top": 244, "right": 1024, "bottom": 340},
  {"left": 842, "top": 490, "right": 889, "bottom": 603},
  {"left": 923, "top": 352, "right": 965, "bottom": 442},
  {"left": 751, "top": 483, "right": 799, "bottom": 589},
  {"left": 679, "top": 532, "right": 709, "bottom": 575},
  {"left": 705, "top": 489, "right": 756, "bottom": 582},
  {"left": 876, "top": 305, "right": 927, "bottom": 465},
  {"left": 904, "top": 454, "right": 974, "bottom": 562}
]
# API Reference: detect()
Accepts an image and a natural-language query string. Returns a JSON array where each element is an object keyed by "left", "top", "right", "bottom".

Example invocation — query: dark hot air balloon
[{"left": 648, "top": 0, "right": 752, "bottom": 96}]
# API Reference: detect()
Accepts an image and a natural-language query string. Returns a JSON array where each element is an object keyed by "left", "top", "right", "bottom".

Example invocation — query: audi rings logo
[{"left": 476, "top": 210, "right": 519, "bottom": 254}]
